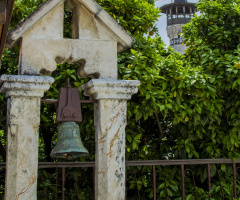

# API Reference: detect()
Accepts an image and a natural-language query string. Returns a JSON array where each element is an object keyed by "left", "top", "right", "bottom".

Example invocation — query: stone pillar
[
  {"left": 82, "top": 79, "right": 140, "bottom": 200},
  {"left": 0, "top": 75, "right": 54, "bottom": 200}
]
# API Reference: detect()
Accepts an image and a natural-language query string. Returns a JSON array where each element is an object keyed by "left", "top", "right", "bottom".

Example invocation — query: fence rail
[{"left": 1, "top": 159, "right": 240, "bottom": 199}]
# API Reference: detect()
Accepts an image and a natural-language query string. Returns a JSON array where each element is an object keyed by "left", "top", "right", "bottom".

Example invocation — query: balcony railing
[
  {"left": 170, "top": 37, "right": 184, "bottom": 46},
  {"left": 167, "top": 14, "right": 193, "bottom": 26}
]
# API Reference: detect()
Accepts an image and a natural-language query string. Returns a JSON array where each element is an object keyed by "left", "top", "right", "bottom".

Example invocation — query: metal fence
[{"left": 0, "top": 159, "right": 240, "bottom": 200}]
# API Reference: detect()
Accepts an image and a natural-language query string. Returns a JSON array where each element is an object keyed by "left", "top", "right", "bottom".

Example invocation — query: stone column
[
  {"left": 0, "top": 75, "right": 54, "bottom": 200},
  {"left": 82, "top": 79, "right": 140, "bottom": 200}
]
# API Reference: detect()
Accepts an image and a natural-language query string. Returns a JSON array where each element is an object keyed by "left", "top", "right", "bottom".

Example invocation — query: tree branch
[
  {"left": 155, "top": 112, "right": 173, "bottom": 143},
  {"left": 154, "top": 112, "right": 164, "bottom": 143},
  {"left": 0, "top": 140, "right": 6, "bottom": 162}
]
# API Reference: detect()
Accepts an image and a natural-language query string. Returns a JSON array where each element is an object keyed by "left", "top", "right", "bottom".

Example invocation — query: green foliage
[
  {"left": 97, "top": 0, "right": 160, "bottom": 36},
  {"left": 182, "top": 0, "right": 240, "bottom": 160}
]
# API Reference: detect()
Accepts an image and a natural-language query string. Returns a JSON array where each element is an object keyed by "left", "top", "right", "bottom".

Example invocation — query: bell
[{"left": 50, "top": 121, "right": 89, "bottom": 160}]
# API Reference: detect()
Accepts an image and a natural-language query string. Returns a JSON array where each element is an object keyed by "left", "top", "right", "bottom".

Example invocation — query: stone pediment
[
  {"left": 6, "top": 0, "right": 134, "bottom": 51},
  {"left": 5, "top": 0, "right": 134, "bottom": 78}
]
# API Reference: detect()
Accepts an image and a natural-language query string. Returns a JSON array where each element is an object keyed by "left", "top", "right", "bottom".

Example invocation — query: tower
[{"left": 160, "top": 0, "right": 196, "bottom": 54}]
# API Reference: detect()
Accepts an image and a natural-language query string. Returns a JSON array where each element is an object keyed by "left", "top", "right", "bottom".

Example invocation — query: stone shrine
[{"left": 0, "top": 0, "right": 140, "bottom": 199}]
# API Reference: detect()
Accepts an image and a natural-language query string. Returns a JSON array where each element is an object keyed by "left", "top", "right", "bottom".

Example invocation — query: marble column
[
  {"left": 82, "top": 79, "right": 140, "bottom": 200},
  {"left": 0, "top": 75, "right": 54, "bottom": 200}
]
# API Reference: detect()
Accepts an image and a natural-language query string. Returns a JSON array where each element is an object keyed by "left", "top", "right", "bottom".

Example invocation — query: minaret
[{"left": 160, "top": 0, "right": 196, "bottom": 54}]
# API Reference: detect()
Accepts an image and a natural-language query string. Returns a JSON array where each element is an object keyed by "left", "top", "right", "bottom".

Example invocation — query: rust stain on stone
[
  {"left": 99, "top": 147, "right": 104, "bottom": 154},
  {"left": 104, "top": 101, "right": 108, "bottom": 109},
  {"left": 104, "top": 112, "right": 119, "bottom": 129},
  {"left": 16, "top": 175, "right": 37, "bottom": 199},
  {"left": 98, "top": 112, "right": 120, "bottom": 144},
  {"left": 98, "top": 132, "right": 107, "bottom": 143},
  {"left": 108, "top": 127, "right": 120, "bottom": 158},
  {"left": 98, "top": 171, "right": 106, "bottom": 177}
]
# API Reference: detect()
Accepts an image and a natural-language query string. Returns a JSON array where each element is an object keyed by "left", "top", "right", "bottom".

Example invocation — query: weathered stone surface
[
  {"left": 81, "top": 79, "right": 140, "bottom": 99},
  {"left": 0, "top": 75, "right": 54, "bottom": 97},
  {"left": 19, "top": 38, "right": 117, "bottom": 78},
  {"left": 94, "top": 99, "right": 127, "bottom": 200},
  {"left": 6, "top": 0, "right": 134, "bottom": 51},
  {"left": 6, "top": 0, "right": 134, "bottom": 76},
  {"left": 173, "top": 43, "right": 186, "bottom": 54},
  {"left": 167, "top": 24, "right": 183, "bottom": 38},
  {"left": 70, "top": 40, "right": 117, "bottom": 79},
  {"left": 6, "top": 0, "right": 63, "bottom": 47},
  {"left": 82, "top": 79, "right": 140, "bottom": 200},
  {"left": 0, "top": 75, "right": 54, "bottom": 200},
  {"left": 71, "top": 4, "right": 115, "bottom": 41},
  {"left": 69, "top": 0, "right": 135, "bottom": 51},
  {"left": 166, "top": 24, "right": 185, "bottom": 54},
  {"left": 24, "top": 2, "right": 64, "bottom": 39},
  {"left": 19, "top": 38, "right": 71, "bottom": 76}
]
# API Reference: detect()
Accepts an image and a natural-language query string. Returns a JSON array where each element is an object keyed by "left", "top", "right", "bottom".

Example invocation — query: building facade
[{"left": 160, "top": 0, "right": 196, "bottom": 54}]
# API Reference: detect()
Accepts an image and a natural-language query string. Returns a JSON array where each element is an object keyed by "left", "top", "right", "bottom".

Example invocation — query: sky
[{"left": 155, "top": 0, "right": 199, "bottom": 45}]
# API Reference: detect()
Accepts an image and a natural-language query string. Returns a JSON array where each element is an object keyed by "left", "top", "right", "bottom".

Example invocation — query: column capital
[
  {"left": 0, "top": 75, "right": 54, "bottom": 98},
  {"left": 81, "top": 79, "right": 140, "bottom": 100}
]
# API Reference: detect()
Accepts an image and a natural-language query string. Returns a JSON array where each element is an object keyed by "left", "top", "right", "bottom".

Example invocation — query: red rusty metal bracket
[
  {"left": 56, "top": 79, "right": 82, "bottom": 123},
  {"left": 41, "top": 79, "right": 97, "bottom": 123}
]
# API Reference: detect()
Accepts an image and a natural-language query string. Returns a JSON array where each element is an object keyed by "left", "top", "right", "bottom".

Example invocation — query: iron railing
[
  {"left": 170, "top": 37, "right": 184, "bottom": 46},
  {"left": 0, "top": 159, "right": 240, "bottom": 199}
]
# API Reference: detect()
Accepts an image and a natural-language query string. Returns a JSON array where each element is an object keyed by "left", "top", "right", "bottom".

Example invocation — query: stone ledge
[
  {"left": 0, "top": 75, "right": 54, "bottom": 97},
  {"left": 82, "top": 79, "right": 140, "bottom": 100},
  {"left": 0, "top": 75, "right": 54, "bottom": 83}
]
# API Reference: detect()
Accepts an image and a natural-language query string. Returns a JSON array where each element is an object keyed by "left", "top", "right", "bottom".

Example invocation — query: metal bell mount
[{"left": 50, "top": 79, "right": 89, "bottom": 160}]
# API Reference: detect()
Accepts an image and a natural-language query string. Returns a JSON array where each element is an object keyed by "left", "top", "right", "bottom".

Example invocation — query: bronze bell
[
  {"left": 50, "top": 79, "right": 89, "bottom": 160},
  {"left": 50, "top": 122, "right": 89, "bottom": 160}
]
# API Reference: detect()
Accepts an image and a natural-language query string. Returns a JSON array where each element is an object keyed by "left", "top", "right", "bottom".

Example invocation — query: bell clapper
[{"left": 66, "top": 153, "right": 73, "bottom": 161}]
